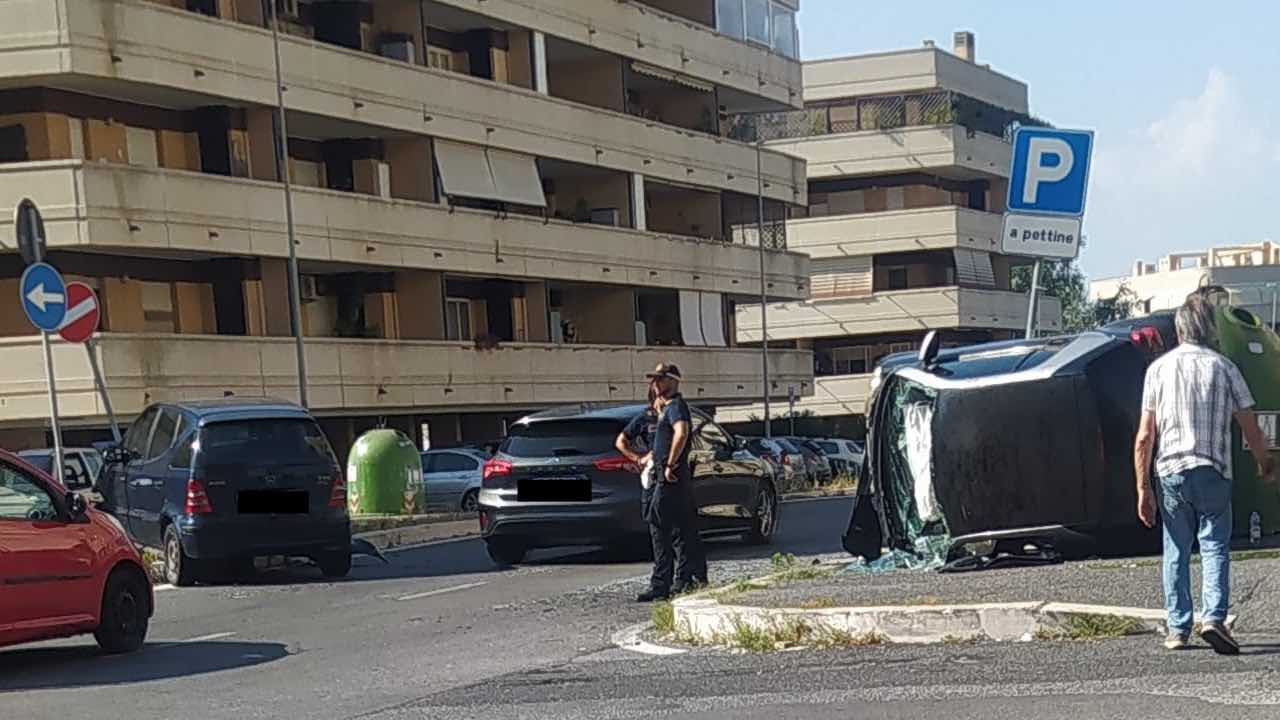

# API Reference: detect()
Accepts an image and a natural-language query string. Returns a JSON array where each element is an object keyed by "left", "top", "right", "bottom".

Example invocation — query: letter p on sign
[{"left": 1006, "top": 128, "right": 1093, "bottom": 218}]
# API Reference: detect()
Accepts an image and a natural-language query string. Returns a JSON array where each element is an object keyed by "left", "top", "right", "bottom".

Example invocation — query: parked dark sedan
[
  {"left": 98, "top": 399, "right": 350, "bottom": 585},
  {"left": 478, "top": 403, "right": 779, "bottom": 565},
  {"left": 844, "top": 320, "right": 1174, "bottom": 565}
]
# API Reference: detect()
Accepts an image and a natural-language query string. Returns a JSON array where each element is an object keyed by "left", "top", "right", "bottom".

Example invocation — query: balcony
[
  {"left": 2, "top": 0, "right": 804, "bottom": 205},
  {"left": 788, "top": 207, "right": 1002, "bottom": 260},
  {"left": 0, "top": 334, "right": 814, "bottom": 425},
  {"left": 736, "top": 287, "right": 1064, "bottom": 342},
  {"left": 429, "top": 0, "right": 803, "bottom": 108},
  {"left": 0, "top": 161, "right": 810, "bottom": 300},
  {"left": 717, "top": 373, "right": 870, "bottom": 423},
  {"left": 766, "top": 125, "right": 1011, "bottom": 181},
  {"left": 803, "top": 49, "right": 1029, "bottom": 113}
]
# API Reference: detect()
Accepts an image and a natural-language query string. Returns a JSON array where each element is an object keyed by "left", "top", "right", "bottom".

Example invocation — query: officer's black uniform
[{"left": 636, "top": 392, "right": 707, "bottom": 597}]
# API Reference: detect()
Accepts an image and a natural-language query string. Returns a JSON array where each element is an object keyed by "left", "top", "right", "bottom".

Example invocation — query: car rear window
[
  {"left": 500, "top": 419, "right": 624, "bottom": 459},
  {"left": 19, "top": 452, "right": 54, "bottom": 474},
  {"left": 773, "top": 438, "right": 801, "bottom": 453},
  {"left": 197, "top": 418, "right": 335, "bottom": 467},
  {"left": 814, "top": 441, "right": 840, "bottom": 455}
]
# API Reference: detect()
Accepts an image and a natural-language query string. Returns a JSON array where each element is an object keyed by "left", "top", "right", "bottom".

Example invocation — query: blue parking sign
[
  {"left": 20, "top": 262, "right": 67, "bottom": 332},
  {"left": 1006, "top": 127, "right": 1093, "bottom": 217}
]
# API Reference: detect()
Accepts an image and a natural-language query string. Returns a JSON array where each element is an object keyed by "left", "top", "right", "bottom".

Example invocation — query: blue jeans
[{"left": 1159, "top": 466, "right": 1232, "bottom": 633}]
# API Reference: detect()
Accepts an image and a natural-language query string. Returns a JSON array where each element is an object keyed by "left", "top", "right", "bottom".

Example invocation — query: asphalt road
[{"left": 4, "top": 496, "right": 1279, "bottom": 720}]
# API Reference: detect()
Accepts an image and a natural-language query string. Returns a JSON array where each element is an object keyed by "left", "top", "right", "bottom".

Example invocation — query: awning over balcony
[
  {"left": 630, "top": 61, "right": 715, "bottom": 93},
  {"left": 435, "top": 140, "right": 547, "bottom": 207},
  {"left": 954, "top": 249, "right": 996, "bottom": 288}
]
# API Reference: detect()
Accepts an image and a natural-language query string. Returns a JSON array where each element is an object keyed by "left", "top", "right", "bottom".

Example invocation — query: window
[
  {"left": 889, "top": 342, "right": 914, "bottom": 355},
  {"left": 715, "top": 0, "right": 745, "bottom": 39},
  {"left": 888, "top": 267, "right": 909, "bottom": 290},
  {"left": 147, "top": 409, "right": 180, "bottom": 461},
  {"left": 699, "top": 420, "right": 733, "bottom": 450},
  {"left": 743, "top": 0, "right": 770, "bottom": 44},
  {"left": 771, "top": 5, "right": 797, "bottom": 59},
  {"left": 197, "top": 419, "right": 335, "bottom": 468},
  {"left": 124, "top": 407, "right": 160, "bottom": 457},
  {"left": 831, "top": 346, "right": 869, "bottom": 375},
  {"left": 427, "top": 47, "right": 454, "bottom": 71},
  {"left": 171, "top": 431, "right": 196, "bottom": 469},
  {"left": 815, "top": 441, "right": 840, "bottom": 455},
  {"left": 499, "top": 420, "right": 623, "bottom": 458},
  {"left": 63, "top": 455, "right": 92, "bottom": 489},
  {"left": 445, "top": 298, "right": 473, "bottom": 340},
  {"left": 0, "top": 463, "right": 56, "bottom": 521},
  {"left": 430, "top": 453, "right": 480, "bottom": 473}
]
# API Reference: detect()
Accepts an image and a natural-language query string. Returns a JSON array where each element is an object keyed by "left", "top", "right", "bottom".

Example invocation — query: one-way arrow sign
[
  {"left": 20, "top": 262, "right": 68, "bottom": 332},
  {"left": 26, "top": 283, "right": 65, "bottom": 312}
]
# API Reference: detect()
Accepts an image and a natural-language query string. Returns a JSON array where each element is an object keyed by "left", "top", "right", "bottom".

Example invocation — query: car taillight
[
  {"left": 1129, "top": 326, "right": 1164, "bottom": 354},
  {"left": 593, "top": 455, "right": 640, "bottom": 474},
  {"left": 184, "top": 479, "right": 212, "bottom": 515},
  {"left": 327, "top": 474, "right": 347, "bottom": 510},
  {"left": 483, "top": 458, "right": 512, "bottom": 482}
]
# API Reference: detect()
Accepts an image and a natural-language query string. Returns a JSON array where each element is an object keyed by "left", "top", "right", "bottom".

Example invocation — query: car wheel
[
  {"left": 318, "top": 551, "right": 352, "bottom": 578},
  {"left": 746, "top": 482, "right": 778, "bottom": 546},
  {"left": 460, "top": 489, "right": 480, "bottom": 513},
  {"left": 94, "top": 567, "right": 150, "bottom": 654},
  {"left": 486, "top": 540, "right": 527, "bottom": 566},
  {"left": 163, "top": 524, "right": 199, "bottom": 587}
]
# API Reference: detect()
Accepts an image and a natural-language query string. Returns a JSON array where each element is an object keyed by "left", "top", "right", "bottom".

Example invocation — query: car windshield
[
  {"left": 18, "top": 452, "right": 54, "bottom": 474},
  {"left": 500, "top": 419, "right": 624, "bottom": 458},
  {"left": 197, "top": 418, "right": 335, "bottom": 467},
  {"left": 815, "top": 441, "right": 840, "bottom": 455}
]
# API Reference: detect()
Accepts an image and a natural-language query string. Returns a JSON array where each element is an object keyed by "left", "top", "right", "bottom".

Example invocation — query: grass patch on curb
[
  {"left": 1035, "top": 614, "right": 1143, "bottom": 641},
  {"left": 725, "top": 617, "right": 884, "bottom": 652},
  {"left": 652, "top": 602, "right": 675, "bottom": 635},
  {"left": 141, "top": 548, "right": 164, "bottom": 584},
  {"left": 770, "top": 553, "right": 834, "bottom": 584}
]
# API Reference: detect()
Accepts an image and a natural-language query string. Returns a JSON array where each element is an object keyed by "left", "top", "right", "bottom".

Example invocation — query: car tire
[
  {"left": 746, "top": 482, "right": 779, "bottom": 546},
  {"left": 163, "top": 524, "right": 199, "bottom": 587},
  {"left": 460, "top": 489, "right": 480, "bottom": 513},
  {"left": 486, "top": 540, "right": 527, "bottom": 566},
  {"left": 318, "top": 551, "right": 352, "bottom": 578},
  {"left": 94, "top": 567, "right": 150, "bottom": 654}
]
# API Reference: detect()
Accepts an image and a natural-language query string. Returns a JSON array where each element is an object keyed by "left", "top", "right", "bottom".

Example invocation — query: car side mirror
[
  {"left": 102, "top": 445, "right": 131, "bottom": 465},
  {"left": 65, "top": 491, "right": 89, "bottom": 523}
]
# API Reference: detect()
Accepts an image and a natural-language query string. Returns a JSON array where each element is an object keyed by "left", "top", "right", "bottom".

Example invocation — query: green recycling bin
[
  {"left": 346, "top": 429, "right": 424, "bottom": 516},
  {"left": 1216, "top": 306, "right": 1280, "bottom": 538}
]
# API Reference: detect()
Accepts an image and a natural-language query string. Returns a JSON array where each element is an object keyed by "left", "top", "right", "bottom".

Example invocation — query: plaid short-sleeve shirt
[{"left": 1142, "top": 343, "right": 1255, "bottom": 479}]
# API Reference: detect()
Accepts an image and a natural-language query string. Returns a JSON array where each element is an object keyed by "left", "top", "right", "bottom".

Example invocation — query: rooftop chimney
[
  {"left": 953, "top": 31, "right": 975, "bottom": 62},
  {"left": 1133, "top": 260, "right": 1146, "bottom": 277},
  {"left": 923, "top": 39, "right": 935, "bottom": 49}
]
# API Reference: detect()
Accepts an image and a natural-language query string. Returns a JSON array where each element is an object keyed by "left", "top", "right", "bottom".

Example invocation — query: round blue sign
[{"left": 20, "top": 262, "right": 67, "bottom": 332}]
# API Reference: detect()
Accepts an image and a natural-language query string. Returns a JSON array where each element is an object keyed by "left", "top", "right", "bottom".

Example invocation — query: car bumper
[
  {"left": 478, "top": 489, "right": 648, "bottom": 548},
  {"left": 177, "top": 515, "right": 351, "bottom": 560}
]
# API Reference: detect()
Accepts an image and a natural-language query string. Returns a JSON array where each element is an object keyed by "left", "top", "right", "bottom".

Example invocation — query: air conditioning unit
[
  {"left": 299, "top": 275, "right": 319, "bottom": 303},
  {"left": 379, "top": 34, "right": 415, "bottom": 64},
  {"left": 590, "top": 208, "right": 621, "bottom": 227}
]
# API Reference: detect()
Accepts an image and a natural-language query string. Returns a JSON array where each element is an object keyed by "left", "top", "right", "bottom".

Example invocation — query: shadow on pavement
[{"left": 0, "top": 640, "right": 288, "bottom": 692}]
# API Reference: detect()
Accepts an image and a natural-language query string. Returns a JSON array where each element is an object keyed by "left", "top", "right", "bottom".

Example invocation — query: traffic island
[
  {"left": 351, "top": 513, "right": 479, "bottom": 551},
  {"left": 661, "top": 554, "right": 1280, "bottom": 652}
]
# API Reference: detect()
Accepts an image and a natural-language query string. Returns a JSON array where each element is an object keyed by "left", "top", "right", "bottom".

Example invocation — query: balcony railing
[{"left": 726, "top": 91, "right": 1049, "bottom": 143}]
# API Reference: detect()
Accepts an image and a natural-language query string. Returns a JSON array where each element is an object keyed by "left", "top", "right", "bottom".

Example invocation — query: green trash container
[
  {"left": 1216, "top": 306, "right": 1280, "bottom": 538},
  {"left": 346, "top": 429, "right": 424, "bottom": 516}
]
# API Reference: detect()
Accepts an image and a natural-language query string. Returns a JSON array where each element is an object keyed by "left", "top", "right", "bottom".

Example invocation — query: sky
[{"left": 796, "top": 0, "right": 1280, "bottom": 281}]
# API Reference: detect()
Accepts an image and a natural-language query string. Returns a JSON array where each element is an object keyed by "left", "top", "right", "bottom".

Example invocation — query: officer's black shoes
[
  {"left": 636, "top": 588, "right": 670, "bottom": 603},
  {"left": 672, "top": 580, "right": 708, "bottom": 596}
]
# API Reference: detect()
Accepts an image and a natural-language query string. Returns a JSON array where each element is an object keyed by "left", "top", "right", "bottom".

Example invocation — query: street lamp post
[{"left": 267, "top": 0, "right": 310, "bottom": 408}]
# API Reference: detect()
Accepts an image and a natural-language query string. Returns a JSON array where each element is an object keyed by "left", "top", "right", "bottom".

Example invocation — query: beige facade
[
  {"left": 0, "top": 0, "right": 810, "bottom": 443},
  {"left": 724, "top": 34, "right": 1061, "bottom": 425}
]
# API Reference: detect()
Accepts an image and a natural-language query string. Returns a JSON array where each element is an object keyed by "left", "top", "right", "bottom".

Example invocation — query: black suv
[
  {"left": 478, "top": 403, "right": 778, "bottom": 565},
  {"left": 99, "top": 399, "right": 350, "bottom": 585}
]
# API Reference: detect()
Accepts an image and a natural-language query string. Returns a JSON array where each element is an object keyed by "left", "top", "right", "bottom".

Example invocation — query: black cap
[{"left": 644, "top": 363, "right": 682, "bottom": 381}]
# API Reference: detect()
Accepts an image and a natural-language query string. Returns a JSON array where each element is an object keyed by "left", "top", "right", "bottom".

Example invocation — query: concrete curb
[
  {"left": 354, "top": 518, "right": 479, "bottom": 552},
  {"left": 671, "top": 568, "right": 1236, "bottom": 647}
]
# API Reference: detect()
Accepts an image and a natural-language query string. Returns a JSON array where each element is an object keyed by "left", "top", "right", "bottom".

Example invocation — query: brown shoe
[{"left": 1200, "top": 621, "right": 1240, "bottom": 656}]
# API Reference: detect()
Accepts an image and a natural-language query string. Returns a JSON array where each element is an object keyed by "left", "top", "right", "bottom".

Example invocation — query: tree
[{"left": 1011, "top": 260, "right": 1138, "bottom": 334}]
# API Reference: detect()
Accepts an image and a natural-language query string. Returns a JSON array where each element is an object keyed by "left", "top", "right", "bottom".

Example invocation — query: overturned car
[{"left": 842, "top": 316, "right": 1176, "bottom": 568}]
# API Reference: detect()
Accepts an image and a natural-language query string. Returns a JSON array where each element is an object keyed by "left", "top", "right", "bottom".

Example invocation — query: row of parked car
[{"left": 743, "top": 436, "right": 865, "bottom": 489}]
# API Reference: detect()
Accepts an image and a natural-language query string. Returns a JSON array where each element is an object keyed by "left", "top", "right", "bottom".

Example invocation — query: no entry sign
[{"left": 58, "top": 282, "right": 101, "bottom": 344}]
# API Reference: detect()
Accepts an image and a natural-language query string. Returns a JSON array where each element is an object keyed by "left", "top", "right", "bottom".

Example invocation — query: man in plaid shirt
[{"left": 1135, "top": 297, "right": 1275, "bottom": 654}]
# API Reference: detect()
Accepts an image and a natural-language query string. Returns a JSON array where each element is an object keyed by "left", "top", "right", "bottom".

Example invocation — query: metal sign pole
[
  {"left": 1024, "top": 259, "right": 1042, "bottom": 340},
  {"left": 84, "top": 338, "right": 122, "bottom": 443},
  {"left": 39, "top": 331, "right": 65, "bottom": 485}
]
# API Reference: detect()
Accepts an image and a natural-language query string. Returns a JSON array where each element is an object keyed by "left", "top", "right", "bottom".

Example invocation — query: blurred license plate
[
  {"left": 518, "top": 478, "right": 591, "bottom": 502},
  {"left": 238, "top": 490, "right": 309, "bottom": 514}
]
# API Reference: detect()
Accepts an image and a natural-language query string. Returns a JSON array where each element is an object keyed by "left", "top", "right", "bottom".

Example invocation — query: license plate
[
  {"left": 238, "top": 490, "right": 309, "bottom": 514},
  {"left": 517, "top": 478, "right": 591, "bottom": 503}
]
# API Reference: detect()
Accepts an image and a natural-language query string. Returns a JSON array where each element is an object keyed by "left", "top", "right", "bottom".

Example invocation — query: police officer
[{"left": 618, "top": 363, "right": 707, "bottom": 602}]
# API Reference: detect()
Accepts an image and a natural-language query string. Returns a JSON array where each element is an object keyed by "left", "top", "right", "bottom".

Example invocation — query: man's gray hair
[{"left": 1175, "top": 297, "right": 1218, "bottom": 347}]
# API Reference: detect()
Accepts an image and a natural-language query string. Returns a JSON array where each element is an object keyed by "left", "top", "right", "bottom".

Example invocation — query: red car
[{"left": 0, "top": 449, "right": 152, "bottom": 653}]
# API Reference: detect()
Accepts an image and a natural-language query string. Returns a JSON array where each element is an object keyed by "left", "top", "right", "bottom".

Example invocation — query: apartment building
[
  {"left": 1091, "top": 241, "right": 1280, "bottom": 327},
  {"left": 0, "top": 0, "right": 813, "bottom": 458},
  {"left": 719, "top": 33, "right": 1063, "bottom": 431}
]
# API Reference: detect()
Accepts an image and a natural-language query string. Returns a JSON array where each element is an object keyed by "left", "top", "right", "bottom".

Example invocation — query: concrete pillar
[
  {"left": 532, "top": 31, "right": 549, "bottom": 94},
  {"left": 632, "top": 174, "right": 647, "bottom": 231}
]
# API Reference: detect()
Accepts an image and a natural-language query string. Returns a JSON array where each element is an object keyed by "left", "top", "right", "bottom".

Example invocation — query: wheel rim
[
  {"left": 114, "top": 587, "right": 141, "bottom": 637},
  {"left": 165, "top": 534, "right": 180, "bottom": 583},
  {"left": 758, "top": 486, "right": 776, "bottom": 538},
  {"left": 462, "top": 491, "right": 479, "bottom": 513}
]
